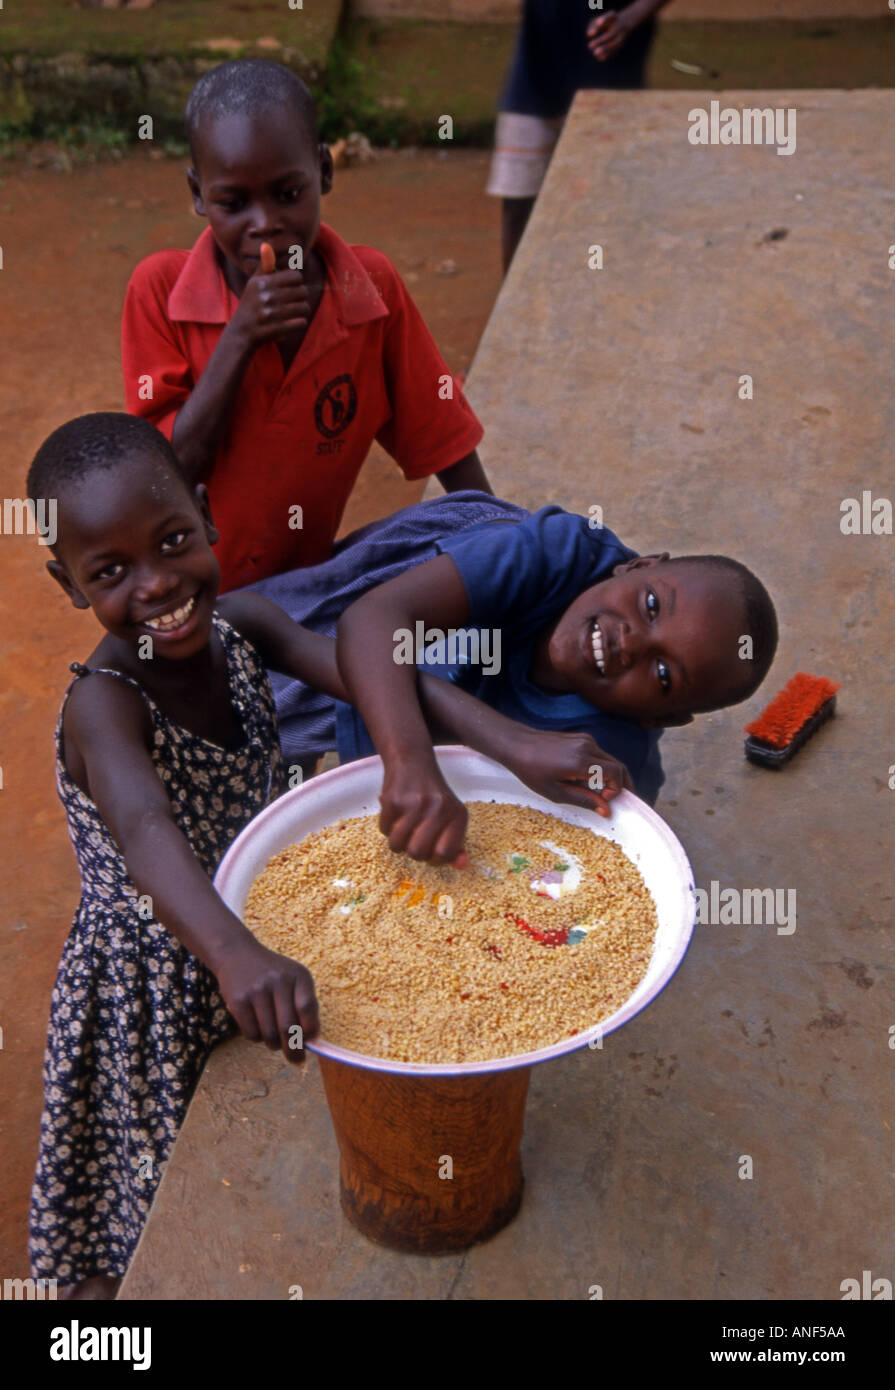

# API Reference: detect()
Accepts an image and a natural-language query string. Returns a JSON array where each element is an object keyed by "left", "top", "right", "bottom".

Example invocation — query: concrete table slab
[{"left": 121, "top": 90, "right": 894, "bottom": 1301}]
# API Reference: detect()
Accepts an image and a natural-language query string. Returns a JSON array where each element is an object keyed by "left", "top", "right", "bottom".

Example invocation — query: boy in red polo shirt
[{"left": 122, "top": 59, "right": 491, "bottom": 594}]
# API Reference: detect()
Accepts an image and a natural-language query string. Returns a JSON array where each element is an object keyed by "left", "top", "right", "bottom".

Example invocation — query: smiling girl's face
[
  {"left": 529, "top": 555, "right": 750, "bottom": 726},
  {"left": 48, "top": 455, "right": 221, "bottom": 662}
]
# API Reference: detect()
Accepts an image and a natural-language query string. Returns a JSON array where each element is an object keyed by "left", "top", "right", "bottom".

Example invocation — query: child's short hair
[
  {"left": 674, "top": 554, "right": 778, "bottom": 708},
  {"left": 185, "top": 58, "right": 318, "bottom": 164},
  {"left": 27, "top": 412, "right": 190, "bottom": 525}
]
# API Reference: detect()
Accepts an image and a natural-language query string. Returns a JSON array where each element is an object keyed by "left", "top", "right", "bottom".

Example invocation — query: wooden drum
[{"left": 318, "top": 1056, "right": 531, "bottom": 1253}]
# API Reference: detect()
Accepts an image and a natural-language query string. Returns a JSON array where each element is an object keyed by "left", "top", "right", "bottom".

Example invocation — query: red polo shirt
[{"left": 121, "top": 224, "right": 483, "bottom": 591}]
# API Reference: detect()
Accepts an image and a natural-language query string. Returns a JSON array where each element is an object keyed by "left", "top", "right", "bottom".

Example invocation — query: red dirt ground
[{"left": 0, "top": 146, "right": 500, "bottom": 1277}]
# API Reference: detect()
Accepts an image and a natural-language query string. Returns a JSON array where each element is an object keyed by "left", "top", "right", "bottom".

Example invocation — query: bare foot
[{"left": 59, "top": 1274, "right": 122, "bottom": 1300}]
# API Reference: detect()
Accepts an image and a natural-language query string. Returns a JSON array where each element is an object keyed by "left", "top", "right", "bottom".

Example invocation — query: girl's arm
[{"left": 64, "top": 674, "right": 318, "bottom": 1062}]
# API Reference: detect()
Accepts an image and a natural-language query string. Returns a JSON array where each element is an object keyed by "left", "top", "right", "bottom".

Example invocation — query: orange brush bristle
[{"left": 745, "top": 673, "right": 840, "bottom": 750}]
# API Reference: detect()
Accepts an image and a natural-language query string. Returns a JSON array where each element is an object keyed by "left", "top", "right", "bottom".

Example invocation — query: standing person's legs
[
  {"left": 501, "top": 198, "right": 536, "bottom": 278},
  {"left": 486, "top": 112, "right": 565, "bottom": 276}
]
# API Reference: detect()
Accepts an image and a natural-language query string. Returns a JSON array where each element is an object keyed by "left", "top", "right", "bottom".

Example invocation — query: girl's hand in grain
[
  {"left": 380, "top": 760, "right": 470, "bottom": 867},
  {"left": 215, "top": 936, "right": 320, "bottom": 1065},
  {"left": 229, "top": 241, "right": 310, "bottom": 351},
  {"left": 505, "top": 728, "right": 633, "bottom": 819}
]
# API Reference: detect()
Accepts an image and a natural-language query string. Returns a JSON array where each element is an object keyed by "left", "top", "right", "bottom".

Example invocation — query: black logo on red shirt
[{"left": 314, "top": 374, "right": 358, "bottom": 439}]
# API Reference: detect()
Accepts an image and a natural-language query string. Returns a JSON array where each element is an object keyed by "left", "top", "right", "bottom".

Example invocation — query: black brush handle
[{"left": 744, "top": 695, "right": 837, "bottom": 768}]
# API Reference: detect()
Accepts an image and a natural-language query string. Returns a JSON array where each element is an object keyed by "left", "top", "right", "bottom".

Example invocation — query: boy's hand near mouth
[
  {"left": 163, "top": 239, "right": 312, "bottom": 484},
  {"left": 230, "top": 240, "right": 310, "bottom": 351}
]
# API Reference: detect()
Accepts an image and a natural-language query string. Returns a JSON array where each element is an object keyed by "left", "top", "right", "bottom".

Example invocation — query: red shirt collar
[{"left": 166, "top": 223, "right": 389, "bottom": 327}]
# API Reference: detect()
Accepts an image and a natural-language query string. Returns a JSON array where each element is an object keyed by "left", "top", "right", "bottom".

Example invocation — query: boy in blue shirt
[
  {"left": 335, "top": 501, "right": 777, "bottom": 862},
  {"left": 244, "top": 494, "right": 778, "bottom": 863}
]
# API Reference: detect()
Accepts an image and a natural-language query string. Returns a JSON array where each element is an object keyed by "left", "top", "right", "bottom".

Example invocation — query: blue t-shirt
[
  {"left": 335, "top": 506, "right": 664, "bottom": 804},
  {"left": 499, "top": 0, "right": 656, "bottom": 119}
]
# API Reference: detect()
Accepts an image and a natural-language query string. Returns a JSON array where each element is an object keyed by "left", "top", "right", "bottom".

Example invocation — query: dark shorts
[{"left": 499, "top": 0, "right": 656, "bottom": 119}]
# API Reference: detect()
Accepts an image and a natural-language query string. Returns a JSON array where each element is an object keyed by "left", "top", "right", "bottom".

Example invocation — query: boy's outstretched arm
[
  {"left": 221, "top": 567, "right": 628, "bottom": 864},
  {"left": 334, "top": 559, "right": 634, "bottom": 854},
  {"left": 223, "top": 584, "right": 466, "bottom": 861},
  {"left": 233, "top": 568, "right": 470, "bottom": 862}
]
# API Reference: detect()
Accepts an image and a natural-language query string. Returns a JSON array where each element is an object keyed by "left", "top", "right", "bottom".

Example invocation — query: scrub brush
[{"left": 744, "top": 673, "right": 840, "bottom": 768}]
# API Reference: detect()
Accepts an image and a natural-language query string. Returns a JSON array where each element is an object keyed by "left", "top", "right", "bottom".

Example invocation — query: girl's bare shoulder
[{"left": 63, "top": 662, "right": 153, "bottom": 750}]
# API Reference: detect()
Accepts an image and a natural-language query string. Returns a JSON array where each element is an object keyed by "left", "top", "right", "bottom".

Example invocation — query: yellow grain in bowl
[{"left": 244, "top": 801, "right": 658, "bottom": 1064}]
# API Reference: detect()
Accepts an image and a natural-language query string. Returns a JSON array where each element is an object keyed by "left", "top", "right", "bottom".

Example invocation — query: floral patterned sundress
[{"left": 29, "top": 614, "right": 283, "bottom": 1283}]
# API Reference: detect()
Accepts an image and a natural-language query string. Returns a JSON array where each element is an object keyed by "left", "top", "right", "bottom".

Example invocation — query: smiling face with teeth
[
  {"left": 47, "top": 452, "right": 221, "bottom": 666},
  {"left": 529, "top": 555, "right": 754, "bottom": 726}
]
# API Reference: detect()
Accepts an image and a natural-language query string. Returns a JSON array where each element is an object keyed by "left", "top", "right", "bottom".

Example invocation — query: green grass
[
  {"left": 0, "top": 0, "right": 340, "bottom": 61},
  {"left": 651, "top": 18, "right": 895, "bottom": 90},
  {"left": 316, "top": 16, "right": 895, "bottom": 147},
  {"left": 0, "top": 114, "right": 190, "bottom": 163},
  {"left": 333, "top": 19, "right": 514, "bottom": 146},
  {"left": 1, "top": 13, "right": 892, "bottom": 155}
]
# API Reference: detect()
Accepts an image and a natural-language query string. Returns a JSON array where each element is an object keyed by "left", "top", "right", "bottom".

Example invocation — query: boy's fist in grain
[
  {"left": 380, "top": 760, "right": 469, "bottom": 868},
  {"left": 230, "top": 241, "right": 310, "bottom": 350},
  {"left": 215, "top": 935, "right": 319, "bottom": 1065}
]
